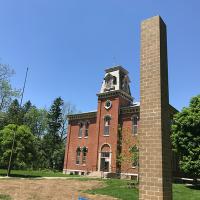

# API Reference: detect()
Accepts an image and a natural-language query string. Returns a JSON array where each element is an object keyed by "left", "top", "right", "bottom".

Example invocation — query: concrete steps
[{"left": 87, "top": 171, "right": 103, "bottom": 178}]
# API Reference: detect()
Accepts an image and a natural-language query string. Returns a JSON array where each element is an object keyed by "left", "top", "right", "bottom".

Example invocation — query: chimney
[{"left": 139, "top": 16, "right": 172, "bottom": 200}]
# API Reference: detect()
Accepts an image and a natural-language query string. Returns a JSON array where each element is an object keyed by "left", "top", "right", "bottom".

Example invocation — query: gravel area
[{"left": 0, "top": 179, "right": 116, "bottom": 200}]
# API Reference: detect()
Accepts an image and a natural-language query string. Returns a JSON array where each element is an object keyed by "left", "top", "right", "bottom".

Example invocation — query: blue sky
[{"left": 0, "top": 0, "right": 199, "bottom": 112}]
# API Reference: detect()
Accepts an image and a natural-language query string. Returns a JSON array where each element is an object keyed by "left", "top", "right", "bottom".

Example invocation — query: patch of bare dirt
[{"left": 0, "top": 179, "right": 116, "bottom": 200}]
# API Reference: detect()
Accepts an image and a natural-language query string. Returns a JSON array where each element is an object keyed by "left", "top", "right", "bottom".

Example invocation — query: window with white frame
[
  {"left": 82, "top": 146, "right": 88, "bottom": 164},
  {"left": 104, "top": 115, "right": 111, "bottom": 136},
  {"left": 132, "top": 116, "right": 138, "bottom": 135},
  {"left": 84, "top": 122, "right": 89, "bottom": 137},
  {"left": 76, "top": 147, "right": 81, "bottom": 164},
  {"left": 78, "top": 122, "right": 83, "bottom": 138}
]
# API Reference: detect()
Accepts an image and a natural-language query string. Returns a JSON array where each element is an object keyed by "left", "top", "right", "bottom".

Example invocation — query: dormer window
[
  {"left": 104, "top": 115, "right": 111, "bottom": 136},
  {"left": 78, "top": 122, "right": 83, "bottom": 138},
  {"left": 132, "top": 116, "right": 138, "bottom": 135}
]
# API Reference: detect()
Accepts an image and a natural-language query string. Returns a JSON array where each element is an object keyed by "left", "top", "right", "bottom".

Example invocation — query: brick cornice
[
  {"left": 120, "top": 104, "right": 177, "bottom": 116},
  {"left": 67, "top": 111, "right": 97, "bottom": 121},
  {"left": 97, "top": 90, "right": 133, "bottom": 102},
  {"left": 120, "top": 105, "right": 140, "bottom": 115},
  {"left": 105, "top": 65, "right": 128, "bottom": 74}
]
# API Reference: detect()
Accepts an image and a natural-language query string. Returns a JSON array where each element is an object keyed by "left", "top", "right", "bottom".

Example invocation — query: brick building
[{"left": 63, "top": 65, "right": 177, "bottom": 178}]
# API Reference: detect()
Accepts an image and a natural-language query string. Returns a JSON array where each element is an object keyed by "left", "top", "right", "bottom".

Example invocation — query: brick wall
[
  {"left": 63, "top": 117, "right": 98, "bottom": 172},
  {"left": 120, "top": 113, "right": 138, "bottom": 174},
  {"left": 139, "top": 16, "right": 172, "bottom": 200},
  {"left": 63, "top": 93, "right": 134, "bottom": 174}
]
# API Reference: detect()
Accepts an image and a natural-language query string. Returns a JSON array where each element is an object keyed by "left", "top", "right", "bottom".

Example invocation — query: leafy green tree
[
  {"left": 43, "top": 97, "right": 64, "bottom": 169},
  {"left": 24, "top": 107, "right": 48, "bottom": 137},
  {"left": 42, "top": 99, "right": 77, "bottom": 170},
  {"left": 0, "top": 124, "right": 37, "bottom": 170},
  {"left": 116, "top": 126, "right": 139, "bottom": 172},
  {"left": 171, "top": 95, "right": 200, "bottom": 181},
  {"left": 32, "top": 137, "right": 49, "bottom": 169},
  {"left": 2, "top": 100, "right": 39, "bottom": 129},
  {"left": 22, "top": 100, "right": 33, "bottom": 114},
  {"left": 0, "top": 96, "right": 77, "bottom": 171},
  {"left": 0, "top": 112, "right": 7, "bottom": 130},
  {"left": 48, "top": 97, "right": 64, "bottom": 137},
  {"left": 0, "top": 63, "right": 20, "bottom": 112},
  {"left": 5, "top": 99, "right": 23, "bottom": 125}
]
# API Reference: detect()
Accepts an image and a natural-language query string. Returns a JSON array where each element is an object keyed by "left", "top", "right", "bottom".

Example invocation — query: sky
[{"left": 0, "top": 0, "right": 199, "bottom": 112}]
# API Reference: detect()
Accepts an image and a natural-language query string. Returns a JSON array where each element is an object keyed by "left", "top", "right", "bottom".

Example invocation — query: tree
[
  {"left": 0, "top": 112, "right": 7, "bottom": 130},
  {"left": 59, "top": 102, "right": 77, "bottom": 141},
  {"left": 42, "top": 98, "right": 78, "bottom": 170},
  {"left": 171, "top": 95, "right": 200, "bottom": 182},
  {"left": 0, "top": 63, "right": 20, "bottom": 112},
  {"left": 5, "top": 99, "right": 23, "bottom": 125},
  {"left": 117, "top": 126, "right": 139, "bottom": 173},
  {"left": 2, "top": 100, "right": 42, "bottom": 130},
  {"left": 0, "top": 63, "right": 14, "bottom": 82},
  {"left": 24, "top": 107, "right": 48, "bottom": 137},
  {"left": 0, "top": 124, "right": 37, "bottom": 170},
  {"left": 22, "top": 100, "right": 33, "bottom": 114},
  {"left": 43, "top": 97, "right": 64, "bottom": 169},
  {"left": 48, "top": 97, "right": 64, "bottom": 137}
]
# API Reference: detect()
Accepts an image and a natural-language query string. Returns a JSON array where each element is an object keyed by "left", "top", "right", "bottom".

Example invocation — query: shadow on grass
[
  {"left": 0, "top": 173, "right": 41, "bottom": 178},
  {"left": 186, "top": 185, "right": 200, "bottom": 190}
]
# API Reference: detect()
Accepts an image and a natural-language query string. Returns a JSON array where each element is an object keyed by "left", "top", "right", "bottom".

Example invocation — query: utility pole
[
  {"left": 7, "top": 67, "right": 29, "bottom": 177},
  {"left": 20, "top": 67, "right": 29, "bottom": 107}
]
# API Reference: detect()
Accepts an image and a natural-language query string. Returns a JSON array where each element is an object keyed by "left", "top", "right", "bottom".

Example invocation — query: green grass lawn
[
  {"left": 173, "top": 184, "right": 200, "bottom": 200},
  {"left": 86, "top": 179, "right": 200, "bottom": 200},
  {"left": 86, "top": 179, "right": 138, "bottom": 200},
  {"left": 0, "top": 169, "right": 79, "bottom": 178},
  {"left": 0, "top": 194, "right": 11, "bottom": 200}
]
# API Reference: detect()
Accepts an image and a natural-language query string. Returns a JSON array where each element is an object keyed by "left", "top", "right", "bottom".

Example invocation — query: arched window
[
  {"left": 84, "top": 121, "right": 89, "bottom": 138},
  {"left": 82, "top": 146, "right": 88, "bottom": 164},
  {"left": 104, "top": 74, "right": 116, "bottom": 91},
  {"left": 101, "top": 144, "right": 110, "bottom": 158},
  {"left": 132, "top": 116, "right": 138, "bottom": 135},
  {"left": 76, "top": 147, "right": 81, "bottom": 164},
  {"left": 113, "top": 76, "right": 117, "bottom": 85},
  {"left": 104, "top": 115, "right": 111, "bottom": 136},
  {"left": 78, "top": 122, "right": 83, "bottom": 138}
]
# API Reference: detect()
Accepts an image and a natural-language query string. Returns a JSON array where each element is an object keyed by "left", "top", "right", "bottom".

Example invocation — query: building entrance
[
  {"left": 100, "top": 152, "right": 110, "bottom": 172},
  {"left": 99, "top": 144, "right": 111, "bottom": 172}
]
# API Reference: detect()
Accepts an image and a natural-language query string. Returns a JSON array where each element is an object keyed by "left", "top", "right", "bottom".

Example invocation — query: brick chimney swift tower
[{"left": 139, "top": 16, "right": 172, "bottom": 200}]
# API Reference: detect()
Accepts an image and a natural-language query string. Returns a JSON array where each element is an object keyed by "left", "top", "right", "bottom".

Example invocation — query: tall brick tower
[{"left": 139, "top": 16, "right": 172, "bottom": 200}]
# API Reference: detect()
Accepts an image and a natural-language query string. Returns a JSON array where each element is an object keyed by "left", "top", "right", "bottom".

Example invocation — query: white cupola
[{"left": 100, "top": 65, "right": 131, "bottom": 96}]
